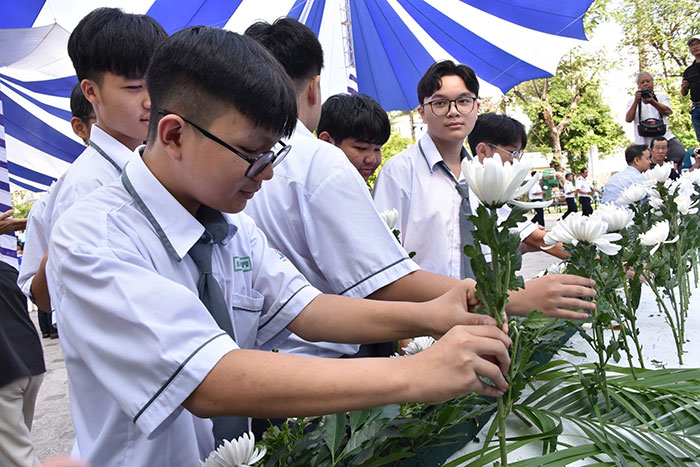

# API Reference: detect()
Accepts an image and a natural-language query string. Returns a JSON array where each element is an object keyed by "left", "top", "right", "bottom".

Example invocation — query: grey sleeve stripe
[
  {"left": 132, "top": 331, "right": 227, "bottom": 424},
  {"left": 258, "top": 284, "right": 311, "bottom": 330},
  {"left": 338, "top": 257, "right": 412, "bottom": 296}
]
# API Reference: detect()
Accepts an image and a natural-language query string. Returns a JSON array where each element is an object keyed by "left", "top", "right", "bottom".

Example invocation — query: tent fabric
[{"left": 0, "top": 0, "right": 593, "bottom": 193}]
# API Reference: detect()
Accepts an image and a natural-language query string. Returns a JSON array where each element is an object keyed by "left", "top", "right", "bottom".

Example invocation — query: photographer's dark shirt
[{"left": 683, "top": 61, "right": 700, "bottom": 102}]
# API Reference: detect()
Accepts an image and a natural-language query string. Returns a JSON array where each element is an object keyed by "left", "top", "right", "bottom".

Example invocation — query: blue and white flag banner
[{"left": 0, "top": 93, "right": 19, "bottom": 267}]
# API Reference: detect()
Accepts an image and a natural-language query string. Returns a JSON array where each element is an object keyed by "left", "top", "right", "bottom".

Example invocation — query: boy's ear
[
  {"left": 158, "top": 115, "right": 186, "bottom": 160},
  {"left": 317, "top": 131, "right": 335, "bottom": 145},
  {"left": 81, "top": 79, "right": 99, "bottom": 107},
  {"left": 70, "top": 116, "right": 90, "bottom": 144},
  {"left": 307, "top": 75, "right": 321, "bottom": 106},
  {"left": 475, "top": 142, "right": 490, "bottom": 163},
  {"left": 416, "top": 104, "right": 426, "bottom": 122}
]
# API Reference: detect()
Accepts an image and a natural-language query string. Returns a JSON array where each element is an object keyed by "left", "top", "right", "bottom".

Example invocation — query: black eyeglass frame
[
  {"left": 158, "top": 110, "right": 290, "bottom": 178},
  {"left": 422, "top": 96, "right": 477, "bottom": 116}
]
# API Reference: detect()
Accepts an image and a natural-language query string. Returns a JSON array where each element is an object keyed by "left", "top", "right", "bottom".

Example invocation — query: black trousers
[
  {"left": 37, "top": 309, "right": 56, "bottom": 336},
  {"left": 531, "top": 207, "right": 545, "bottom": 226},
  {"left": 562, "top": 198, "right": 577, "bottom": 219},
  {"left": 580, "top": 197, "right": 593, "bottom": 216}
]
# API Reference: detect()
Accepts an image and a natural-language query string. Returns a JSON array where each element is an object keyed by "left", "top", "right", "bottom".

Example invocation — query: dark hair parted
[
  {"left": 625, "top": 144, "right": 650, "bottom": 164},
  {"left": 146, "top": 27, "right": 297, "bottom": 142},
  {"left": 467, "top": 113, "right": 527, "bottom": 155},
  {"left": 318, "top": 93, "right": 390, "bottom": 146},
  {"left": 417, "top": 60, "right": 479, "bottom": 105},
  {"left": 244, "top": 18, "right": 323, "bottom": 88},
  {"left": 70, "top": 83, "right": 93, "bottom": 124},
  {"left": 649, "top": 136, "right": 668, "bottom": 149},
  {"left": 68, "top": 8, "right": 166, "bottom": 82}
]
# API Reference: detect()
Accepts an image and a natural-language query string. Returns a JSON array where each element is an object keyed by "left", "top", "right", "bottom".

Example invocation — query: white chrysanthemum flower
[
  {"left": 543, "top": 212, "right": 622, "bottom": 256},
  {"left": 379, "top": 208, "right": 398, "bottom": 230},
  {"left": 461, "top": 154, "right": 552, "bottom": 209},
  {"left": 616, "top": 183, "right": 648, "bottom": 205},
  {"left": 680, "top": 169, "right": 700, "bottom": 186},
  {"left": 673, "top": 177, "right": 697, "bottom": 198},
  {"left": 643, "top": 163, "right": 673, "bottom": 184},
  {"left": 639, "top": 220, "right": 679, "bottom": 255},
  {"left": 546, "top": 261, "right": 567, "bottom": 275},
  {"left": 201, "top": 432, "right": 266, "bottom": 467},
  {"left": 674, "top": 193, "right": 698, "bottom": 215},
  {"left": 401, "top": 336, "right": 436, "bottom": 355},
  {"left": 591, "top": 203, "right": 634, "bottom": 232}
]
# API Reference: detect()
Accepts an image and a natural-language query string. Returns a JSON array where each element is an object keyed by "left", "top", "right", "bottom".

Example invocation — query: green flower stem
[
  {"left": 642, "top": 271, "right": 684, "bottom": 365},
  {"left": 620, "top": 266, "right": 644, "bottom": 370}
]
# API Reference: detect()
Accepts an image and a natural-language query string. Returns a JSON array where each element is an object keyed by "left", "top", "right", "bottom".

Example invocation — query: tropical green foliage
[{"left": 508, "top": 49, "right": 628, "bottom": 172}]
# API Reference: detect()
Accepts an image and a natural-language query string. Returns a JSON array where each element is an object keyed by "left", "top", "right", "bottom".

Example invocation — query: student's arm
[
  {"left": 506, "top": 275, "right": 594, "bottom": 319},
  {"left": 522, "top": 229, "right": 568, "bottom": 260},
  {"left": 183, "top": 324, "right": 511, "bottom": 419},
  {"left": 0, "top": 209, "right": 26, "bottom": 234},
  {"left": 681, "top": 78, "right": 689, "bottom": 97},
  {"left": 30, "top": 254, "right": 52, "bottom": 311},
  {"left": 288, "top": 279, "right": 489, "bottom": 344},
  {"left": 368, "top": 269, "right": 458, "bottom": 302}
]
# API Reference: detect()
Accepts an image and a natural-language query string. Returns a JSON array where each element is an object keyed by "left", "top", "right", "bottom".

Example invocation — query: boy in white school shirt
[
  {"left": 244, "top": 21, "right": 595, "bottom": 362},
  {"left": 46, "top": 27, "right": 512, "bottom": 467},
  {"left": 18, "top": 8, "right": 167, "bottom": 312},
  {"left": 373, "top": 62, "right": 593, "bottom": 319}
]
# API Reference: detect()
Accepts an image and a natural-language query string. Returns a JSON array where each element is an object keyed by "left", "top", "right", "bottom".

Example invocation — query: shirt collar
[
  {"left": 121, "top": 147, "right": 236, "bottom": 262},
  {"left": 293, "top": 119, "right": 314, "bottom": 140},
  {"left": 89, "top": 125, "right": 137, "bottom": 170},
  {"left": 625, "top": 165, "right": 642, "bottom": 175}
]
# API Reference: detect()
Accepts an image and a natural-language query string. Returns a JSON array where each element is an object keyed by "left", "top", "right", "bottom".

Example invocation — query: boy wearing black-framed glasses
[
  {"left": 374, "top": 62, "right": 588, "bottom": 314},
  {"left": 45, "top": 27, "right": 513, "bottom": 465}
]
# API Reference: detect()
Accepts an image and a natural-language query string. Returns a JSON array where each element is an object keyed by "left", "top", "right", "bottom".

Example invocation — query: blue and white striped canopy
[{"left": 0, "top": 0, "right": 594, "bottom": 194}]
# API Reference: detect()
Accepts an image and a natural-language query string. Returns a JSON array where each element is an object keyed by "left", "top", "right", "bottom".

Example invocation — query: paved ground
[{"left": 28, "top": 211, "right": 563, "bottom": 461}]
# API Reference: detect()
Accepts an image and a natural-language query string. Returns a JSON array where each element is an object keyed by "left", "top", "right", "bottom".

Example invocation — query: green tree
[
  {"left": 508, "top": 49, "right": 627, "bottom": 173},
  {"left": 613, "top": 0, "right": 700, "bottom": 148}
]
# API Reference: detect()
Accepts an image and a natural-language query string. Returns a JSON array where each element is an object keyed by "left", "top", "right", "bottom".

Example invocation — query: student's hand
[
  {"left": 428, "top": 279, "right": 497, "bottom": 336},
  {"left": 406, "top": 325, "right": 511, "bottom": 401},
  {"left": 0, "top": 209, "right": 27, "bottom": 235},
  {"left": 508, "top": 274, "right": 595, "bottom": 319}
]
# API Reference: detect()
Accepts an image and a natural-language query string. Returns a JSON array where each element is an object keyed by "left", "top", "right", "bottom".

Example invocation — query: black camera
[{"left": 640, "top": 88, "right": 656, "bottom": 100}]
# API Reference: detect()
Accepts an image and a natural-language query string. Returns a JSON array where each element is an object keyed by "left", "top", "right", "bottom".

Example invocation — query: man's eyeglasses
[
  {"left": 422, "top": 97, "right": 477, "bottom": 116},
  {"left": 488, "top": 143, "right": 523, "bottom": 161},
  {"left": 158, "top": 110, "right": 291, "bottom": 179}
]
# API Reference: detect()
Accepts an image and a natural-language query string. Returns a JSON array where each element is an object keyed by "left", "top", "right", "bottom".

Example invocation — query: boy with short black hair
[
  {"left": 317, "top": 93, "right": 390, "bottom": 181},
  {"left": 18, "top": 8, "right": 166, "bottom": 311},
  {"left": 47, "top": 27, "right": 511, "bottom": 466},
  {"left": 374, "top": 64, "right": 589, "bottom": 316}
]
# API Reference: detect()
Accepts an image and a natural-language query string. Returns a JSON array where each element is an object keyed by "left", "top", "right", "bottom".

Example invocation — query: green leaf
[{"left": 321, "top": 412, "right": 346, "bottom": 463}]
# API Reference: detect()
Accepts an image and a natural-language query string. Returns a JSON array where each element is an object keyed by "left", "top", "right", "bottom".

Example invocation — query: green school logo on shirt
[{"left": 233, "top": 256, "right": 252, "bottom": 272}]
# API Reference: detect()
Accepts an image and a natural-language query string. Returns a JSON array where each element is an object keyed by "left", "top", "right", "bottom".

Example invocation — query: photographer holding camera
[
  {"left": 625, "top": 71, "right": 686, "bottom": 166},
  {"left": 681, "top": 35, "right": 700, "bottom": 142}
]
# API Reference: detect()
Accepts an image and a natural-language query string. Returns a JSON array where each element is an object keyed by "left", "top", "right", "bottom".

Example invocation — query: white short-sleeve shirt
[
  {"left": 245, "top": 120, "right": 418, "bottom": 358},
  {"left": 626, "top": 92, "right": 675, "bottom": 145},
  {"left": 47, "top": 152, "right": 320, "bottom": 466},
  {"left": 576, "top": 176, "right": 593, "bottom": 199},
  {"left": 528, "top": 181, "right": 544, "bottom": 201},
  {"left": 372, "top": 133, "right": 536, "bottom": 275},
  {"left": 18, "top": 125, "right": 134, "bottom": 301},
  {"left": 563, "top": 180, "right": 576, "bottom": 198}
]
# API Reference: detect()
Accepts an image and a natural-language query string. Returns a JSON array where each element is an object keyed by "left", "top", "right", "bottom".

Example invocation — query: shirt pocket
[{"left": 230, "top": 290, "right": 264, "bottom": 350}]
